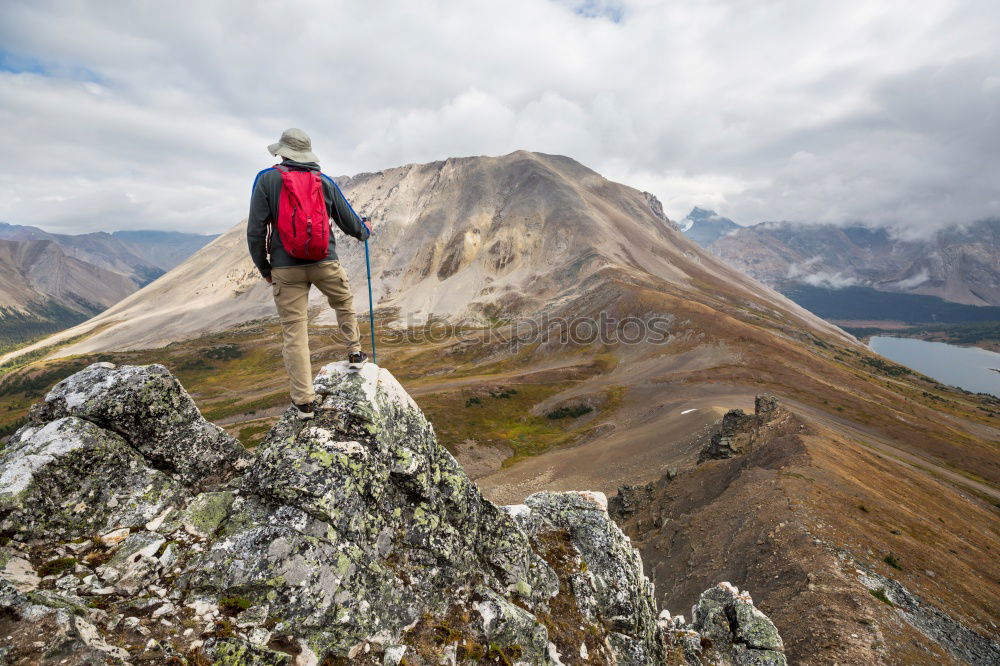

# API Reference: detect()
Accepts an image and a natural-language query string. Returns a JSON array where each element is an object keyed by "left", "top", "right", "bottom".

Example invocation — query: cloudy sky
[{"left": 0, "top": 0, "right": 997, "bottom": 237}]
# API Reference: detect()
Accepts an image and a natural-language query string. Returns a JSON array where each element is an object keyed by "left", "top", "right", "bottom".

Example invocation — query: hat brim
[{"left": 268, "top": 141, "right": 319, "bottom": 163}]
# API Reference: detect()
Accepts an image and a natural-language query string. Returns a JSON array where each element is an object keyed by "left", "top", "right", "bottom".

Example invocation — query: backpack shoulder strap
[{"left": 273, "top": 163, "right": 289, "bottom": 173}]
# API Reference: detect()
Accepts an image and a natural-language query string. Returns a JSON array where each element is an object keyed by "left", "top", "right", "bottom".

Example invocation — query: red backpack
[{"left": 273, "top": 164, "right": 330, "bottom": 261}]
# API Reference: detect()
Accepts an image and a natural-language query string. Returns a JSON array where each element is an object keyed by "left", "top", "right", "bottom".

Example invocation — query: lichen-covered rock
[
  {"left": 0, "top": 360, "right": 787, "bottom": 665},
  {"left": 179, "top": 491, "right": 234, "bottom": 537},
  {"left": 208, "top": 639, "right": 292, "bottom": 665},
  {"left": 473, "top": 587, "right": 550, "bottom": 661},
  {"left": 98, "top": 531, "right": 167, "bottom": 594},
  {"left": 186, "top": 362, "right": 559, "bottom": 657},
  {"left": 509, "top": 490, "right": 666, "bottom": 664},
  {"left": 30, "top": 362, "right": 246, "bottom": 485},
  {"left": 0, "top": 579, "right": 130, "bottom": 664},
  {"left": 687, "top": 582, "right": 786, "bottom": 665},
  {"left": 0, "top": 415, "right": 182, "bottom": 539}
]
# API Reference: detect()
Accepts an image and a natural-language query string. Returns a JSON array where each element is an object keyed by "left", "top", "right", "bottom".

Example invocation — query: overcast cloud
[{"left": 0, "top": 0, "right": 997, "bottom": 237}]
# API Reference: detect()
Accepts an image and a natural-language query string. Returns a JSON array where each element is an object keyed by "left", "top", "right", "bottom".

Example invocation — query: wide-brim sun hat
[{"left": 268, "top": 127, "right": 319, "bottom": 162}]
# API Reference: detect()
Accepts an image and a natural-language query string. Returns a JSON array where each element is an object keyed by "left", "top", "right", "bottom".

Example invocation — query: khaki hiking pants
[{"left": 271, "top": 261, "right": 361, "bottom": 405}]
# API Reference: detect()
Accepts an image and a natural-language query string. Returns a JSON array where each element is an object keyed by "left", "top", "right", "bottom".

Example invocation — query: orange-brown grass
[
  {"left": 618, "top": 411, "right": 998, "bottom": 665},
  {"left": 795, "top": 426, "right": 999, "bottom": 638}
]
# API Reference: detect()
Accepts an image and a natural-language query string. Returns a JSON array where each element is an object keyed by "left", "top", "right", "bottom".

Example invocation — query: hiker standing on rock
[{"left": 247, "top": 128, "right": 370, "bottom": 420}]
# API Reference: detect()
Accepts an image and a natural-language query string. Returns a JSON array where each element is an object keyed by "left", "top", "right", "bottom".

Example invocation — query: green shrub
[
  {"left": 883, "top": 552, "right": 903, "bottom": 570},
  {"left": 869, "top": 587, "right": 894, "bottom": 606},
  {"left": 0, "top": 361, "right": 89, "bottom": 398},
  {"left": 546, "top": 404, "right": 593, "bottom": 420},
  {"left": 861, "top": 356, "right": 912, "bottom": 377},
  {"left": 0, "top": 417, "right": 26, "bottom": 439},
  {"left": 204, "top": 344, "right": 242, "bottom": 361}
]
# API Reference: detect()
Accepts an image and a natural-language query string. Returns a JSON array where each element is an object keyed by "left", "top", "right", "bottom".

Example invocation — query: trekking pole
[
  {"left": 363, "top": 234, "right": 377, "bottom": 364},
  {"left": 326, "top": 176, "right": 377, "bottom": 365}
]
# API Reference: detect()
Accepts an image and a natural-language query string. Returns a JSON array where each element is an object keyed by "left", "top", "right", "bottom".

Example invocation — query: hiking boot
[
  {"left": 348, "top": 351, "right": 368, "bottom": 369},
  {"left": 293, "top": 402, "right": 315, "bottom": 420}
]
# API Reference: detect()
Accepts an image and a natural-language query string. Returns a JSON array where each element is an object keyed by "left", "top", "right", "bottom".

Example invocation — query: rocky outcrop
[
  {"left": 612, "top": 396, "right": 794, "bottom": 524},
  {"left": 0, "top": 362, "right": 247, "bottom": 541},
  {"left": 30, "top": 362, "right": 248, "bottom": 485},
  {"left": 654, "top": 582, "right": 787, "bottom": 666},
  {"left": 0, "top": 361, "right": 785, "bottom": 664},
  {"left": 0, "top": 415, "right": 182, "bottom": 541},
  {"left": 506, "top": 490, "right": 663, "bottom": 663},
  {"left": 699, "top": 395, "right": 792, "bottom": 462},
  {"left": 643, "top": 192, "right": 680, "bottom": 231},
  {"left": 686, "top": 583, "right": 785, "bottom": 665},
  {"left": 184, "top": 363, "right": 563, "bottom": 661}
]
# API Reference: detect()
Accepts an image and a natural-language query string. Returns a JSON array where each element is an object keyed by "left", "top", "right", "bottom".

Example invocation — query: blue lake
[{"left": 868, "top": 336, "right": 1000, "bottom": 397}]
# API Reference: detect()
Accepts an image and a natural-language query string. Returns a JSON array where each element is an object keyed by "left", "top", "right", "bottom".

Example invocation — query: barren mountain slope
[
  {"left": 4, "top": 154, "right": 993, "bottom": 496},
  {"left": 0, "top": 222, "right": 166, "bottom": 287},
  {"left": 0, "top": 239, "right": 138, "bottom": 343}
]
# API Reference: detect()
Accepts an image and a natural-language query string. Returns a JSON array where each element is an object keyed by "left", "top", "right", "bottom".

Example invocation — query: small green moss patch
[
  {"left": 212, "top": 617, "right": 237, "bottom": 639},
  {"left": 236, "top": 421, "right": 273, "bottom": 449},
  {"left": 487, "top": 642, "right": 523, "bottom": 665},
  {"left": 219, "top": 595, "right": 252, "bottom": 615},
  {"left": 533, "top": 529, "right": 606, "bottom": 660},
  {"left": 37, "top": 557, "right": 76, "bottom": 578}
]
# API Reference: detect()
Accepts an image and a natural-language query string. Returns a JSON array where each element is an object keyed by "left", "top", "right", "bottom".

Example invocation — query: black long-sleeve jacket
[{"left": 247, "top": 159, "right": 369, "bottom": 278}]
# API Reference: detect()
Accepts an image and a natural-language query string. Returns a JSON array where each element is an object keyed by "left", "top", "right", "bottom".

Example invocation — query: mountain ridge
[
  {"left": 0, "top": 222, "right": 159, "bottom": 287},
  {"left": 0, "top": 239, "right": 138, "bottom": 345},
  {"left": 679, "top": 207, "right": 741, "bottom": 245},
  {"left": 681, "top": 211, "right": 1000, "bottom": 306},
  {"left": 0, "top": 222, "right": 218, "bottom": 278},
  {"left": 0, "top": 224, "right": 218, "bottom": 348}
]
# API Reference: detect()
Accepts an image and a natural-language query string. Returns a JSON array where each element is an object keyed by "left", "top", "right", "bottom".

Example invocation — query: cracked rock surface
[{"left": 0, "top": 361, "right": 785, "bottom": 664}]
